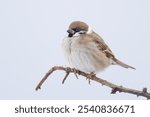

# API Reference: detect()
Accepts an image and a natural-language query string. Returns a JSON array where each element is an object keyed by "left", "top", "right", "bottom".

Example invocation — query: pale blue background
[{"left": 0, "top": 0, "right": 150, "bottom": 99}]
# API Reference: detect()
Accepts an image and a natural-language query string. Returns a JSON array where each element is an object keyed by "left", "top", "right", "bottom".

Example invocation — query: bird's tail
[{"left": 113, "top": 58, "right": 136, "bottom": 70}]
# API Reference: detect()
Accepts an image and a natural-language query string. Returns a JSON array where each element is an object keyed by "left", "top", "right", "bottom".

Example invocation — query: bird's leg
[{"left": 86, "top": 72, "right": 96, "bottom": 84}]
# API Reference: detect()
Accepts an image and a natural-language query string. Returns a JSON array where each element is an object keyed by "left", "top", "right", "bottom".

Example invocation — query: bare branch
[{"left": 35, "top": 66, "right": 150, "bottom": 99}]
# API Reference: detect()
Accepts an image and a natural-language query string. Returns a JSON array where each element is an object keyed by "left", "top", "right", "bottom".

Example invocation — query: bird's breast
[{"left": 62, "top": 36, "right": 111, "bottom": 73}]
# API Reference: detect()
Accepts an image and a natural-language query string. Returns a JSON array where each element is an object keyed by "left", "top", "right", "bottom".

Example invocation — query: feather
[{"left": 113, "top": 58, "right": 136, "bottom": 70}]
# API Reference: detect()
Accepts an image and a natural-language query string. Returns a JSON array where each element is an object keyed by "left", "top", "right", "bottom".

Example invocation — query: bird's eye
[
  {"left": 76, "top": 28, "right": 80, "bottom": 32},
  {"left": 73, "top": 28, "right": 80, "bottom": 32}
]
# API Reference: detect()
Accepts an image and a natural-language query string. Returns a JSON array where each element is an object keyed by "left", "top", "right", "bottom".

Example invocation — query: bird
[{"left": 62, "top": 21, "right": 135, "bottom": 75}]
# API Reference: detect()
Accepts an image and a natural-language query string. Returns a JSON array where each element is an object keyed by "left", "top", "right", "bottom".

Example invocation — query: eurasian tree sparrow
[{"left": 62, "top": 21, "right": 135, "bottom": 74}]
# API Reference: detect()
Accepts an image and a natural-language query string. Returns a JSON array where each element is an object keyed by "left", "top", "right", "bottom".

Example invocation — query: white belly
[
  {"left": 68, "top": 49, "right": 98, "bottom": 73},
  {"left": 62, "top": 36, "right": 111, "bottom": 73}
]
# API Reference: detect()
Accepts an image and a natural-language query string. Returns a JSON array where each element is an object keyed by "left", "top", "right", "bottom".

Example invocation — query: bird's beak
[{"left": 67, "top": 29, "right": 75, "bottom": 35}]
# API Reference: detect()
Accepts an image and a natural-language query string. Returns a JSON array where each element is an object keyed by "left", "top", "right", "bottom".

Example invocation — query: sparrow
[{"left": 62, "top": 21, "right": 135, "bottom": 74}]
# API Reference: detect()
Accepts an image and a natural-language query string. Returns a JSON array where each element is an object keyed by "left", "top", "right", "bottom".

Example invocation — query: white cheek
[
  {"left": 87, "top": 26, "right": 92, "bottom": 34},
  {"left": 73, "top": 33, "right": 80, "bottom": 37}
]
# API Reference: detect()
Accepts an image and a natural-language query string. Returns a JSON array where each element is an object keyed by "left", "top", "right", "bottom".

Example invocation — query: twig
[
  {"left": 35, "top": 66, "right": 150, "bottom": 99},
  {"left": 62, "top": 72, "right": 70, "bottom": 84}
]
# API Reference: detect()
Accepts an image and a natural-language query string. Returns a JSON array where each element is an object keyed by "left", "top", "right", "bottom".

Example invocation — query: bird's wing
[
  {"left": 90, "top": 32, "right": 115, "bottom": 59},
  {"left": 88, "top": 32, "right": 135, "bottom": 69}
]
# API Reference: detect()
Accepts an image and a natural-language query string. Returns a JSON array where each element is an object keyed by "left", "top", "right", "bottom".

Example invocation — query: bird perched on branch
[{"left": 62, "top": 21, "right": 135, "bottom": 74}]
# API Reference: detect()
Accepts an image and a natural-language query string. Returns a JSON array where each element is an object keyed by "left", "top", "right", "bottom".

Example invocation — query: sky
[{"left": 0, "top": 0, "right": 150, "bottom": 100}]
